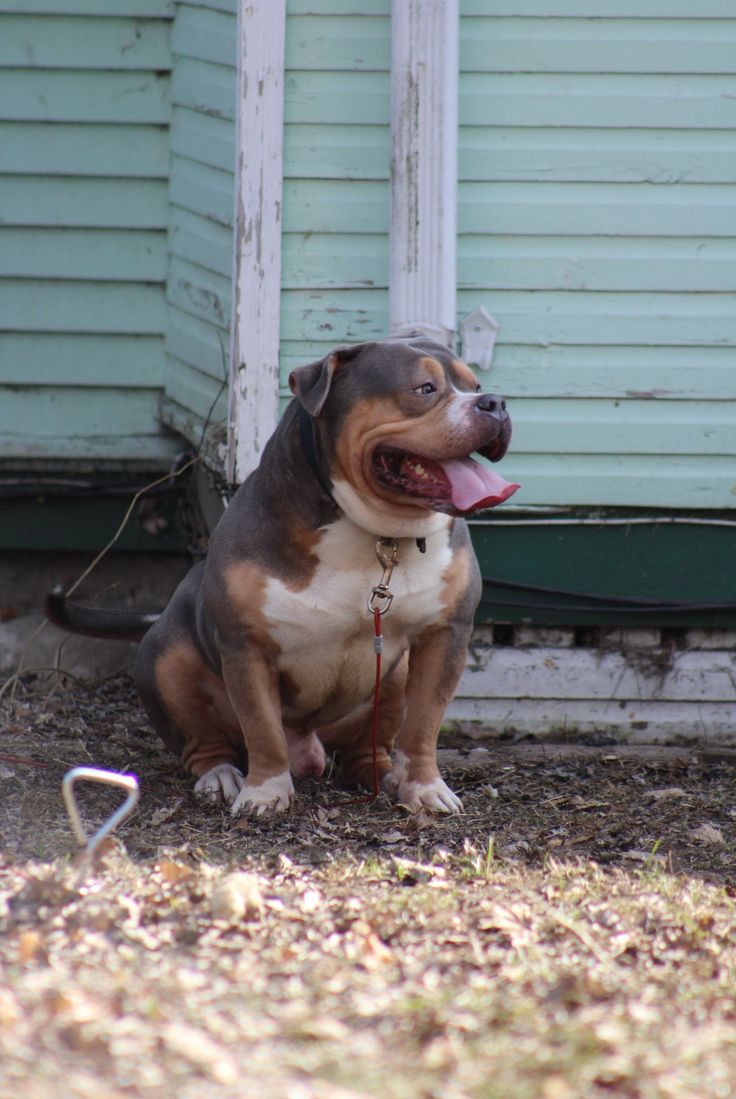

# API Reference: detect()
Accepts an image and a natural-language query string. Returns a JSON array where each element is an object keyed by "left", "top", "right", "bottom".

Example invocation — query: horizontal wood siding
[
  {"left": 448, "top": 639, "right": 736, "bottom": 742},
  {"left": 279, "top": 1, "right": 390, "bottom": 396},
  {"left": 160, "top": 0, "right": 236, "bottom": 448},
  {"left": 459, "top": 3, "right": 736, "bottom": 509},
  {"left": 0, "top": 2, "right": 179, "bottom": 466}
]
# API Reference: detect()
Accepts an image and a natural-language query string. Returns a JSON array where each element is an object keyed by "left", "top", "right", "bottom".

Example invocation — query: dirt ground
[
  {"left": 2, "top": 674, "right": 736, "bottom": 1098},
  {"left": 2, "top": 675, "right": 735, "bottom": 876}
]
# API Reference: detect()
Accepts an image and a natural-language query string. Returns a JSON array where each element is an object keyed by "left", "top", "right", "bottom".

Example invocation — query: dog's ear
[
  {"left": 288, "top": 343, "right": 374, "bottom": 417},
  {"left": 289, "top": 352, "right": 340, "bottom": 417}
]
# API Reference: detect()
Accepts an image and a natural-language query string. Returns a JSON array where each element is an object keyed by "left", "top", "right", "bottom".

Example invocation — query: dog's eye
[
  {"left": 415, "top": 382, "right": 436, "bottom": 396},
  {"left": 475, "top": 384, "right": 481, "bottom": 394}
]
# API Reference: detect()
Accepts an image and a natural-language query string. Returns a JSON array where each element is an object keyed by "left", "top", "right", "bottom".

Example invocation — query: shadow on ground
[{"left": 2, "top": 675, "right": 734, "bottom": 882}]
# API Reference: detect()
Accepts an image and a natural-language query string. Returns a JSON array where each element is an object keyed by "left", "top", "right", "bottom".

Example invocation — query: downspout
[{"left": 389, "top": 0, "right": 459, "bottom": 348}]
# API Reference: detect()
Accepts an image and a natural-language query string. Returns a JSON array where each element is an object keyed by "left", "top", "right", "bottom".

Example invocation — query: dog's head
[{"left": 289, "top": 336, "right": 519, "bottom": 532}]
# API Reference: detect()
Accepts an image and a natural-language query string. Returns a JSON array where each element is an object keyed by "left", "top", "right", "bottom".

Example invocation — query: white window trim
[
  {"left": 389, "top": 0, "right": 459, "bottom": 348},
  {"left": 227, "top": 0, "right": 287, "bottom": 484}
]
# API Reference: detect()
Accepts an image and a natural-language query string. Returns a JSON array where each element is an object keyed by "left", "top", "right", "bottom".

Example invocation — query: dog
[{"left": 47, "top": 336, "right": 518, "bottom": 816}]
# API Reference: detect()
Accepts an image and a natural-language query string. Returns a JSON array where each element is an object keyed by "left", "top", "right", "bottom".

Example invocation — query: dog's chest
[{"left": 261, "top": 517, "right": 453, "bottom": 719}]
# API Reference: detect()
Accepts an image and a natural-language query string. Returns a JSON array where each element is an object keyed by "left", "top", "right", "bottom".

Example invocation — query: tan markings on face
[
  {"left": 153, "top": 641, "right": 242, "bottom": 777},
  {"left": 332, "top": 397, "right": 424, "bottom": 519},
  {"left": 418, "top": 355, "right": 446, "bottom": 385},
  {"left": 440, "top": 543, "right": 472, "bottom": 622},
  {"left": 452, "top": 359, "right": 480, "bottom": 391},
  {"left": 332, "top": 395, "right": 483, "bottom": 516}
]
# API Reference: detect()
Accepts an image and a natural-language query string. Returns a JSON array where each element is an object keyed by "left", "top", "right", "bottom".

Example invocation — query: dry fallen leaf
[
  {"left": 297, "top": 1016, "right": 350, "bottom": 1041},
  {"left": 150, "top": 801, "right": 184, "bottom": 827},
  {"left": 299, "top": 888, "right": 322, "bottom": 913},
  {"left": 541, "top": 1075, "right": 574, "bottom": 1099},
  {"left": 566, "top": 832, "right": 597, "bottom": 846},
  {"left": 378, "top": 831, "right": 406, "bottom": 845},
  {"left": 17, "top": 930, "right": 43, "bottom": 962},
  {"left": 646, "top": 787, "right": 689, "bottom": 802},
  {"left": 359, "top": 932, "right": 394, "bottom": 968},
  {"left": 160, "top": 1022, "right": 238, "bottom": 1085},
  {"left": 392, "top": 857, "right": 446, "bottom": 884},
  {"left": 210, "top": 872, "right": 264, "bottom": 920},
  {"left": 158, "top": 859, "right": 193, "bottom": 886},
  {"left": 570, "top": 796, "right": 608, "bottom": 810},
  {"left": 0, "top": 989, "right": 20, "bottom": 1025},
  {"left": 689, "top": 823, "right": 724, "bottom": 845}
]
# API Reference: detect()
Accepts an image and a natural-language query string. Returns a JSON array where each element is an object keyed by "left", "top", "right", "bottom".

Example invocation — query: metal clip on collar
[{"left": 368, "top": 537, "right": 399, "bottom": 616}]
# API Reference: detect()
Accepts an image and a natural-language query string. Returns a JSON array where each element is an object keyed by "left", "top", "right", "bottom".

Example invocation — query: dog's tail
[{"left": 45, "top": 587, "right": 160, "bottom": 643}]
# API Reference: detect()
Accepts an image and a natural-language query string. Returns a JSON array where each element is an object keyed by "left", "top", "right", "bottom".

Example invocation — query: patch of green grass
[{"left": 455, "top": 835, "right": 497, "bottom": 880}]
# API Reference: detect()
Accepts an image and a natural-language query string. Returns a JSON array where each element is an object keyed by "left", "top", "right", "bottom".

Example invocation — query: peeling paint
[
  {"left": 626, "top": 390, "right": 674, "bottom": 400},
  {"left": 227, "top": 0, "right": 285, "bottom": 483},
  {"left": 390, "top": 0, "right": 458, "bottom": 344}
]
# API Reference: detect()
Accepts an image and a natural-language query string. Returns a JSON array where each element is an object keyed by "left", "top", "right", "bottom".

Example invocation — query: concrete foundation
[
  {"left": 0, "top": 551, "right": 190, "bottom": 680},
  {"left": 3, "top": 553, "right": 735, "bottom": 746}
]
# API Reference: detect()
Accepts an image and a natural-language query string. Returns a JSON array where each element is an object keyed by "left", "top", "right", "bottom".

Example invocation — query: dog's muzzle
[{"left": 474, "top": 393, "right": 512, "bottom": 463}]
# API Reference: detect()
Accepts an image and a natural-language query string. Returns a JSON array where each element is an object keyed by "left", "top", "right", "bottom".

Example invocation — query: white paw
[
  {"left": 194, "top": 763, "right": 245, "bottom": 805},
  {"left": 382, "top": 751, "right": 463, "bottom": 814},
  {"left": 230, "top": 771, "right": 294, "bottom": 817},
  {"left": 383, "top": 773, "right": 463, "bottom": 814}
]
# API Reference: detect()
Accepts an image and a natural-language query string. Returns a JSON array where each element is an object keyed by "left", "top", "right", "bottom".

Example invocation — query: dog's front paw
[
  {"left": 383, "top": 773, "right": 463, "bottom": 814},
  {"left": 382, "top": 752, "right": 463, "bottom": 814},
  {"left": 230, "top": 771, "right": 295, "bottom": 817},
  {"left": 194, "top": 763, "right": 245, "bottom": 805}
]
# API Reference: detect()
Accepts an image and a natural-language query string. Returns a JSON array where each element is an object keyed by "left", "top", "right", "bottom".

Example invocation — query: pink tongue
[{"left": 440, "top": 457, "right": 520, "bottom": 514}]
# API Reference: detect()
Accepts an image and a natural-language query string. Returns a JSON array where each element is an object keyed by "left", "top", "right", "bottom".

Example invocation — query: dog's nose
[{"left": 475, "top": 393, "right": 507, "bottom": 417}]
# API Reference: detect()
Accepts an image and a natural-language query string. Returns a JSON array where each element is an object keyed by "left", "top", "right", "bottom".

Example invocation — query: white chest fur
[{"left": 262, "top": 516, "right": 453, "bottom": 723}]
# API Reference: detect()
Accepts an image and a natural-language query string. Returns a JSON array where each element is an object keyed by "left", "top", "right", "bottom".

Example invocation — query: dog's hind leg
[{"left": 135, "top": 635, "right": 246, "bottom": 806}]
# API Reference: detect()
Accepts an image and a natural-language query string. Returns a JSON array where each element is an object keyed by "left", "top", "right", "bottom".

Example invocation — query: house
[{"left": 1, "top": 0, "right": 735, "bottom": 738}]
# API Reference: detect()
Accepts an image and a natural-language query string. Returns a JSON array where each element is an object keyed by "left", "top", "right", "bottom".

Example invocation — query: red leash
[
  {"left": 327, "top": 540, "right": 397, "bottom": 809},
  {"left": 368, "top": 604, "right": 383, "bottom": 799},
  {"left": 327, "top": 604, "right": 385, "bottom": 809}
]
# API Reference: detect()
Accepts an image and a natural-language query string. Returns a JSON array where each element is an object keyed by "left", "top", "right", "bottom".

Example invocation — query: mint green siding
[
  {"left": 2, "top": 0, "right": 734, "bottom": 519},
  {"left": 279, "top": 0, "right": 390, "bottom": 396},
  {"left": 458, "top": 2, "right": 736, "bottom": 508},
  {"left": 0, "top": 1, "right": 178, "bottom": 465},
  {"left": 160, "top": 0, "right": 236, "bottom": 452},
  {"left": 0, "top": 0, "right": 236, "bottom": 466}
]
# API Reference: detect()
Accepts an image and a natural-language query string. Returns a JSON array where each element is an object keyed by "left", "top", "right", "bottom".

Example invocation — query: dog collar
[{"left": 297, "top": 403, "right": 337, "bottom": 504}]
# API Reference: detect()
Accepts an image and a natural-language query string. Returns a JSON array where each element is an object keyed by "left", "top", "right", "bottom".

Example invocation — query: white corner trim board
[
  {"left": 228, "top": 0, "right": 286, "bottom": 485},
  {"left": 390, "top": 0, "right": 459, "bottom": 348}
]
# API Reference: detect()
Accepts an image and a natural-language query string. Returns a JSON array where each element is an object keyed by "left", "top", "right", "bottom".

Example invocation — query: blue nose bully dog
[{"left": 47, "top": 336, "right": 519, "bottom": 817}]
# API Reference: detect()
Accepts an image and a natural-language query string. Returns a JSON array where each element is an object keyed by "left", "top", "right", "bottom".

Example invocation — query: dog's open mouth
[{"left": 372, "top": 447, "right": 520, "bottom": 515}]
